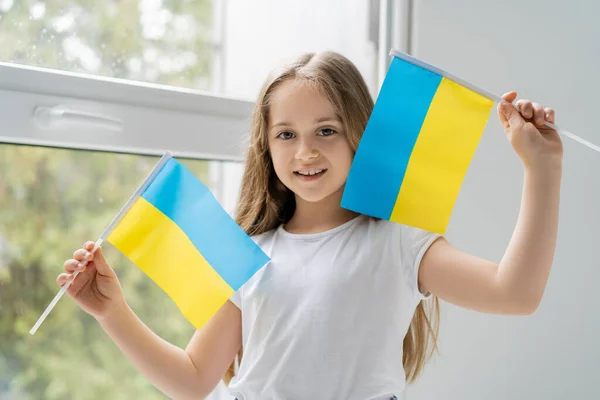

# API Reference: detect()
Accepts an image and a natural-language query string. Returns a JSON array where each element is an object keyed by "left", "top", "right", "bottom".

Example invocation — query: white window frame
[{"left": 0, "top": 61, "right": 253, "bottom": 161}]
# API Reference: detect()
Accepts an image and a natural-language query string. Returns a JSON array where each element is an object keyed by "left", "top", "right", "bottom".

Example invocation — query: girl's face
[{"left": 267, "top": 79, "right": 354, "bottom": 203}]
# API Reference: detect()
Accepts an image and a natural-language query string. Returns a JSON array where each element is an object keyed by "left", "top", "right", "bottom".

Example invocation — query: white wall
[
  {"left": 222, "top": 0, "right": 378, "bottom": 101},
  {"left": 407, "top": 1, "right": 600, "bottom": 399}
]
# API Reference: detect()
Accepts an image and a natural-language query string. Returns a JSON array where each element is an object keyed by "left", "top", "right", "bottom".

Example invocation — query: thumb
[
  {"left": 91, "top": 246, "right": 113, "bottom": 275},
  {"left": 497, "top": 101, "right": 524, "bottom": 132}
]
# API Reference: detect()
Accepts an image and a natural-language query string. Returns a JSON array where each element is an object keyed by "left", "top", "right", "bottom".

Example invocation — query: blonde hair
[{"left": 225, "top": 51, "right": 440, "bottom": 385}]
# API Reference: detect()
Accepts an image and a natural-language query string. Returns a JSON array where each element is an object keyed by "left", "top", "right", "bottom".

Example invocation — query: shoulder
[
  {"left": 356, "top": 215, "right": 405, "bottom": 242},
  {"left": 230, "top": 228, "right": 276, "bottom": 309},
  {"left": 361, "top": 216, "right": 442, "bottom": 261},
  {"left": 369, "top": 217, "right": 439, "bottom": 243},
  {"left": 250, "top": 228, "right": 277, "bottom": 248}
]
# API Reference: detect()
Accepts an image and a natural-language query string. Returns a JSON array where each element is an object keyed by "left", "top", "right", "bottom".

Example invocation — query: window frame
[{"left": 0, "top": 61, "right": 253, "bottom": 161}]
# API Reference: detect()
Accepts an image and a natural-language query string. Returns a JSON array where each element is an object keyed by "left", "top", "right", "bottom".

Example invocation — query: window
[
  {"left": 0, "top": 0, "right": 216, "bottom": 91},
  {"left": 0, "top": 146, "right": 220, "bottom": 399},
  {"left": 0, "top": 0, "right": 399, "bottom": 398}
]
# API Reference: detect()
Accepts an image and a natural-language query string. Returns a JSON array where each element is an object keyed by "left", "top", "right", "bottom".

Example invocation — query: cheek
[
  {"left": 268, "top": 144, "right": 289, "bottom": 177},
  {"left": 328, "top": 139, "right": 354, "bottom": 171},
  {"left": 342, "top": 140, "right": 354, "bottom": 163},
  {"left": 341, "top": 151, "right": 354, "bottom": 177}
]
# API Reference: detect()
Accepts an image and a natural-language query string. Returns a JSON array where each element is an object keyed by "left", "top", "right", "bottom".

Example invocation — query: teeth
[{"left": 297, "top": 169, "right": 323, "bottom": 176}]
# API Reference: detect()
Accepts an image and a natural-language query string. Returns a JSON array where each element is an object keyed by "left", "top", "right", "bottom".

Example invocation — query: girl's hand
[
  {"left": 57, "top": 241, "right": 126, "bottom": 321},
  {"left": 497, "top": 91, "right": 563, "bottom": 172}
]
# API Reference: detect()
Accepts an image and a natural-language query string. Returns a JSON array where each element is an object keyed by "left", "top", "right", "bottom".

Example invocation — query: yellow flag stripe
[
  {"left": 390, "top": 77, "right": 494, "bottom": 234},
  {"left": 107, "top": 197, "right": 234, "bottom": 329}
]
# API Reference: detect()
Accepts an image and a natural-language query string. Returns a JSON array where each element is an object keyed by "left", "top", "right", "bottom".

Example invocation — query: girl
[{"left": 58, "top": 51, "right": 562, "bottom": 400}]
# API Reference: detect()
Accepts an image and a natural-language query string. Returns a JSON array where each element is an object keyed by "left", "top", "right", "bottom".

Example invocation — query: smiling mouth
[{"left": 294, "top": 169, "right": 327, "bottom": 177}]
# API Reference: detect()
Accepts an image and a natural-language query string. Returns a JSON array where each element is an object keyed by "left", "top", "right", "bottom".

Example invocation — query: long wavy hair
[{"left": 225, "top": 51, "right": 440, "bottom": 385}]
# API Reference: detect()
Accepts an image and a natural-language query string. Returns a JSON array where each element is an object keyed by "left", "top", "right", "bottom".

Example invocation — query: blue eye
[
  {"left": 277, "top": 131, "right": 295, "bottom": 140},
  {"left": 318, "top": 128, "right": 336, "bottom": 137}
]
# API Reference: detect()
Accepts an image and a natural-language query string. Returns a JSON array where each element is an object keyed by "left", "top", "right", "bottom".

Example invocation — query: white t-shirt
[{"left": 228, "top": 215, "right": 441, "bottom": 400}]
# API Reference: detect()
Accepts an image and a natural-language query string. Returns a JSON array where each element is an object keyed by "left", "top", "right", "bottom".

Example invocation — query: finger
[
  {"left": 91, "top": 247, "right": 112, "bottom": 275},
  {"left": 68, "top": 263, "right": 97, "bottom": 295},
  {"left": 57, "top": 273, "right": 74, "bottom": 287},
  {"left": 497, "top": 101, "right": 524, "bottom": 132},
  {"left": 532, "top": 102, "right": 545, "bottom": 126},
  {"left": 544, "top": 107, "right": 555, "bottom": 124},
  {"left": 64, "top": 259, "right": 86, "bottom": 274},
  {"left": 515, "top": 99, "right": 533, "bottom": 119},
  {"left": 498, "top": 93, "right": 517, "bottom": 127},
  {"left": 73, "top": 248, "right": 93, "bottom": 263},
  {"left": 501, "top": 91, "right": 518, "bottom": 103},
  {"left": 84, "top": 241, "right": 96, "bottom": 251}
]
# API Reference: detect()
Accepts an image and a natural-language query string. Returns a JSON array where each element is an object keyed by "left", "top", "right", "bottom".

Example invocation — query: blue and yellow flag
[
  {"left": 342, "top": 50, "right": 495, "bottom": 234},
  {"left": 107, "top": 156, "right": 269, "bottom": 329}
]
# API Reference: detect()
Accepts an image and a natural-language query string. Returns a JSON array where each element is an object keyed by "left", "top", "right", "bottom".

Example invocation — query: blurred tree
[
  {"left": 0, "top": 0, "right": 215, "bottom": 398},
  {"left": 0, "top": 0, "right": 213, "bottom": 90}
]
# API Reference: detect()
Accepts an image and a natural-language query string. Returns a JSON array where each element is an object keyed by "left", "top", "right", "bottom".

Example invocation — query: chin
[
  {"left": 291, "top": 185, "right": 345, "bottom": 204},
  {"left": 294, "top": 191, "right": 332, "bottom": 203}
]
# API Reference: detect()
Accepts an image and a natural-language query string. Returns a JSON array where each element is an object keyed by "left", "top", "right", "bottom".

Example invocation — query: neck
[{"left": 284, "top": 187, "right": 359, "bottom": 234}]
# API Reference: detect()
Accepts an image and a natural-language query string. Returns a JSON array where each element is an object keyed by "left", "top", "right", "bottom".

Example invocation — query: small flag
[
  {"left": 107, "top": 156, "right": 269, "bottom": 329},
  {"left": 342, "top": 50, "right": 495, "bottom": 234}
]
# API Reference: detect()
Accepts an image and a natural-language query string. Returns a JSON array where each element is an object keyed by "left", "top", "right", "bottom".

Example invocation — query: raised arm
[{"left": 417, "top": 92, "right": 562, "bottom": 315}]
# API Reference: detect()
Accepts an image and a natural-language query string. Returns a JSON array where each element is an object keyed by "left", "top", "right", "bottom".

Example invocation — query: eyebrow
[{"left": 270, "top": 116, "right": 342, "bottom": 130}]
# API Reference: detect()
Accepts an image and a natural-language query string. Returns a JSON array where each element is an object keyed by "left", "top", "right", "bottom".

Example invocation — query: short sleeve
[
  {"left": 229, "top": 287, "right": 242, "bottom": 309},
  {"left": 400, "top": 225, "right": 442, "bottom": 301},
  {"left": 228, "top": 231, "right": 269, "bottom": 310}
]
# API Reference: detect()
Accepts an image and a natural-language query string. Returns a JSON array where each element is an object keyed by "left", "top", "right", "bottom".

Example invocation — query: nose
[{"left": 295, "top": 137, "right": 319, "bottom": 161}]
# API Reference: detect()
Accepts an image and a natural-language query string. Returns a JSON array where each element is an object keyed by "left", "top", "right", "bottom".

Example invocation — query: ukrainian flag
[
  {"left": 342, "top": 50, "right": 495, "bottom": 234},
  {"left": 107, "top": 155, "right": 269, "bottom": 329}
]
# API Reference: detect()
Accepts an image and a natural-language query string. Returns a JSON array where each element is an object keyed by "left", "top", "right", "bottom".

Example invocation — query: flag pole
[
  {"left": 29, "top": 150, "right": 174, "bottom": 335},
  {"left": 389, "top": 49, "right": 600, "bottom": 154}
]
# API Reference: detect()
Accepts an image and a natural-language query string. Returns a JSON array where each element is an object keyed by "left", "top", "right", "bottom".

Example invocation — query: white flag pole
[
  {"left": 29, "top": 150, "right": 174, "bottom": 335},
  {"left": 389, "top": 49, "right": 600, "bottom": 154}
]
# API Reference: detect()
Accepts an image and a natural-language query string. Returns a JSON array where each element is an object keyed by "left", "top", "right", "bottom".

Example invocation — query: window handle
[{"left": 33, "top": 106, "right": 123, "bottom": 131}]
